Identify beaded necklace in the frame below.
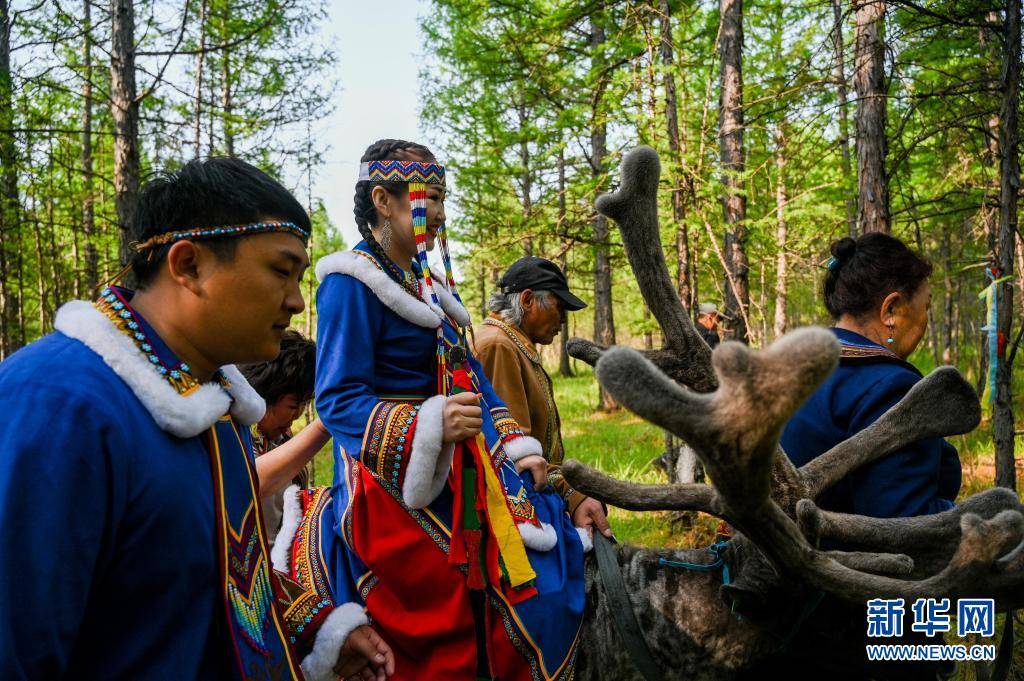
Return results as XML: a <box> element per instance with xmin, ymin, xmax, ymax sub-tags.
<box><xmin>94</xmin><ymin>287</ymin><xmax>229</xmax><ymax>395</ymax></box>
<box><xmin>354</xmin><ymin>249</ymin><xmax>420</xmax><ymax>298</ymax></box>
<box><xmin>483</xmin><ymin>316</ymin><xmax>541</xmax><ymax>364</ymax></box>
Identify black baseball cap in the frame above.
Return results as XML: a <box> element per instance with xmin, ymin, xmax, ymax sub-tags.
<box><xmin>497</xmin><ymin>257</ymin><xmax>587</xmax><ymax>311</ymax></box>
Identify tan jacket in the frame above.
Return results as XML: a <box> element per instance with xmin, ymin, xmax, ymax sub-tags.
<box><xmin>472</xmin><ymin>314</ymin><xmax>586</xmax><ymax>514</ymax></box>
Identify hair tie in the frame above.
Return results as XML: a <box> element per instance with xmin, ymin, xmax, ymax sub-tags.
<box><xmin>826</xmin><ymin>256</ymin><xmax>840</xmax><ymax>272</ymax></box>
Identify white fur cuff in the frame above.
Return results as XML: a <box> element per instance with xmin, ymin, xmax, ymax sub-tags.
<box><xmin>575</xmin><ymin>527</ymin><xmax>593</xmax><ymax>553</ymax></box>
<box><xmin>270</xmin><ymin>485</ymin><xmax>301</xmax><ymax>573</ymax></box>
<box><xmin>402</xmin><ymin>395</ymin><xmax>455</xmax><ymax>509</ymax></box>
<box><xmin>299</xmin><ymin>602</ymin><xmax>369</xmax><ymax>681</ymax></box>
<box><xmin>518</xmin><ymin>521</ymin><xmax>558</xmax><ymax>552</ymax></box>
<box><xmin>503</xmin><ymin>435</ymin><xmax>543</xmax><ymax>463</ymax></box>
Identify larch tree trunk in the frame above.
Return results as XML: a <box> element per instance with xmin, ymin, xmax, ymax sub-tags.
<box><xmin>772</xmin><ymin>123</ymin><xmax>789</xmax><ymax>338</ymax></box>
<box><xmin>0</xmin><ymin>0</ymin><xmax>19</xmax><ymax>357</ymax></box>
<box><xmin>719</xmin><ymin>0</ymin><xmax>749</xmax><ymax>342</ymax></box>
<box><xmin>82</xmin><ymin>0</ymin><xmax>99</xmax><ymax>293</ymax></box>
<box><xmin>110</xmin><ymin>0</ymin><xmax>141</xmax><ymax>264</ymax></box>
<box><xmin>46</xmin><ymin>140</ymin><xmax>62</xmax><ymax>311</ymax></box>
<box><xmin>833</xmin><ymin>0</ymin><xmax>857</xmax><ymax>237</ymax></box>
<box><xmin>557</xmin><ymin>149</ymin><xmax>573</xmax><ymax>377</ymax></box>
<box><xmin>994</xmin><ymin>0</ymin><xmax>1019</xmax><ymax>491</ymax></box>
<box><xmin>658</xmin><ymin>0</ymin><xmax>693</xmax><ymax>315</ymax></box>
<box><xmin>221</xmin><ymin>22</ymin><xmax>235</xmax><ymax>157</ymax></box>
<box><xmin>591</xmin><ymin>17</ymin><xmax>617</xmax><ymax>409</ymax></box>
<box><xmin>518</xmin><ymin>106</ymin><xmax>533</xmax><ymax>258</ymax></box>
<box><xmin>853</xmin><ymin>0</ymin><xmax>890</xmax><ymax>234</ymax></box>
<box><xmin>193</xmin><ymin>0</ymin><xmax>208</xmax><ymax>157</ymax></box>
<box><xmin>941</xmin><ymin>225</ymin><xmax>953</xmax><ymax>364</ymax></box>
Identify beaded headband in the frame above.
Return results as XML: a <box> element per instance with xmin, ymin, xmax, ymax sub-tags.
<box><xmin>358</xmin><ymin>160</ymin><xmax>445</xmax><ymax>185</ymax></box>
<box><xmin>132</xmin><ymin>221</ymin><xmax>311</xmax><ymax>253</ymax></box>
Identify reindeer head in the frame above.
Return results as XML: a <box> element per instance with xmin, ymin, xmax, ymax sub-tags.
<box><xmin>565</xmin><ymin>146</ymin><xmax>1024</xmax><ymax>613</ymax></box>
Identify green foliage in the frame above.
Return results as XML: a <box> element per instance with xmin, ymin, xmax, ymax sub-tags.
<box><xmin>0</xmin><ymin>0</ymin><xmax>335</xmax><ymax>355</ymax></box>
<box><xmin>421</xmin><ymin>0</ymin><xmax>1021</xmax><ymax>471</ymax></box>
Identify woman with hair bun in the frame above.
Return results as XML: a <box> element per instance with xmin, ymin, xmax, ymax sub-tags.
<box><xmin>781</xmin><ymin>232</ymin><xmax>961</xmax><ymax>518</ymax></box>
<box><xmin>762</xmin><ymin>233</ymin><xmax>964</xmax><ymax>681</ymax></box>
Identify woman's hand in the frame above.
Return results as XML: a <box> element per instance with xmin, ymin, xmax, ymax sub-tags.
<box><xmin>515</xmin><ymin>454</ymin><xmax>548</xmax><ymax>491</ymax></box>
<box><xmin>334</xmin><ymin>623</ymin><xmax>395</xmax><ymax>680</ymax></box>
<box><xmin>442</xmin><ymin>392</ymin><xmax>482</xmax><ymax>444</ymax></box>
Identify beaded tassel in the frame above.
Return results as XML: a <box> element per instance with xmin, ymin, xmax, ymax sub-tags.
<box><xmin>409</xmin><ymin>181</ymin><xmax>448</xmax><ymax>395</ymax></box>
<box><xmin>436</xmin><ymin>221</ymin><xmax>464</xmax><ymax>305</ymax></box>
<box><xmin>409</xmin><ymin>182</ymin><xmax>438</xmax><ymax>307</ymax></box>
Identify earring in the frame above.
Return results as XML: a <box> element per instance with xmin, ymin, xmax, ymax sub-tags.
<box><xmin>886</xmin><ymin>322</ymin><xmax>895</xmax><ymax>345</ymax></box>
<box><xmin>379</xmin><ymin>219</ymin><xmax>392</xmax><ymax>252</ymax></box>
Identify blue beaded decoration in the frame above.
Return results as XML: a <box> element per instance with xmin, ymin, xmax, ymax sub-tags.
<box><xmin>133</xmin><ymin>221</ymin><xmax>311</xmax><ymax>253</ymax></box>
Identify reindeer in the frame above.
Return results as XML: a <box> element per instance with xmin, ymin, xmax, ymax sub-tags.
<box><xmin>566</xmin><ymin>147</ymin><xmax>1024</xmax><ymax>680</ymax></box>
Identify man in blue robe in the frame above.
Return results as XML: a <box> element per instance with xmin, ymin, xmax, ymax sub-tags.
<box><xmin>0</xmin><ymin>158</ymin><xmax>392</xmax><ymax>681</ymax></box>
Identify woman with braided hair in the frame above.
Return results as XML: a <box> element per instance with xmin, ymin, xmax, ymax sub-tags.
<box><xmin>274</xmin><ymin>139</ymin><xmax>586</xmax><ymax>681</ymax></box>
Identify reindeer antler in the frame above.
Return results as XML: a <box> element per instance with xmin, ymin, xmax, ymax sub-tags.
<box><xmin>565</xmin><ymin>145</ymin><xmax>1024</xmax><ymax>611</ymax></box>
<box><xmin>567</xmin><ymin>147</ymin><xmax>716</xmax><ymax>393</ymax></box>
<box><xmin>566</xmin><ymin>331</ymin><xmax>1024</xmax><ymax>610</ymax></box>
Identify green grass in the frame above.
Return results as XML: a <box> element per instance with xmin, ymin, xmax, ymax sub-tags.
<box><xmin>554</xmin><ymin>372</ymin><xmax>723</xmax><ymax>549</ymax></box>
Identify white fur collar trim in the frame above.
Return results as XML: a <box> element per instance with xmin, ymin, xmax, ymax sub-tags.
<box><xmin>432</xmin><ymin>274</ymin><xmax>472</xmax><ymax>327</ymax></box>
<box><xmin>316</xmin><ymin>250</ymin><xmax>471</xmax><ymax>328</ymax></box>
<box><xmin>54</xmin><ymin>300</ymin><xmax>266</xmax><ymax>438</ymax></box>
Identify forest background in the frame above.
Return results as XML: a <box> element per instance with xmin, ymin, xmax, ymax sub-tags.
<box><xmin>1</xmin><ymin>0</ymin><xmax>1022</xmax><ymax>524</ymax></box>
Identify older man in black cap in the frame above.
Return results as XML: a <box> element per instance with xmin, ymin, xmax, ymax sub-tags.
<box><xmin>472</xmin><ymin>256</ymin><xmax>612</xmax><ymax>539</ymax></box>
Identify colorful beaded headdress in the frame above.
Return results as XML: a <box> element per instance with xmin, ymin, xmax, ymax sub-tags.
<box><xmin>357</xmin><ymin>159</ymin><xmax>461</xmax><ymax>305</ymax></box>
<box><xmin>358</xmin><ymin>160</ymin><xmax>446</xmax><ymax>185</ymax></box>
<box><xmin>133</xmin><ymin>220</ymin><xmax>311</xmax><ymax>254</ymax></box>
<box><xmin>359</xmin><ymin>159</ymin><xmax>463</xmax><ymax>394</ymax></box>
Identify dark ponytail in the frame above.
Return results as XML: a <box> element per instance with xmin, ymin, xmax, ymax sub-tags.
<box><xmin>823</xmin><ymin>232</ymin><xmax>933</xmax><ymax>320</ymax></box>
<box><xmin>353</xmin><ymin>139</ymin><xmax>435</xmax><ymax>266</ymax></box>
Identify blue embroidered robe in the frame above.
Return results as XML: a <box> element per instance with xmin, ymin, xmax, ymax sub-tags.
<box><xmin>0</xmin><ymin>306</ymin><xmax>250</xmax><ymax>678</ymax></box>
<box><xmin>0</xmin><ymin>294</ymin><xmax>324</xmax><ymax>680</ymax></box>
<box><xmin>780</xmin><ymin>327</ymin><xmax>961</xmax><ymax>518</ymax></box>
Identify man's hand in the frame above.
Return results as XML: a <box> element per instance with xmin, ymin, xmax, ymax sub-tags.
<box><xmin>442</xmin><ymin>392</ymin><xmax>482</xmax><ymax>444</ymax></box>
<box><xmin>334</xmin><ymin>623</ymin><xmax>395</xmax><ymax>680</ymax></box>
<box><xmin>572</xmin><ymin>497</ymin><xmax>612</xmax><ymax>538</ymax></box>
<box><xmin>514</xmin><ymin>454</ymin><xmax>548</xmax><ymax>491</ymax></box>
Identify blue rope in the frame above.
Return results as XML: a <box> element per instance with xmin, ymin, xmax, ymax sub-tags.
<box><xmin>657</xmin><ymin>539</ymin><xmax>731</xmax><ymax>585</ymax></box>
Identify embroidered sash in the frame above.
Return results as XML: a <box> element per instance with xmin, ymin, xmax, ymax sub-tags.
<box><xmin>206</xmin><ymin>417</ymin><xmax>304</xmax><ymax>680</ymax></box>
